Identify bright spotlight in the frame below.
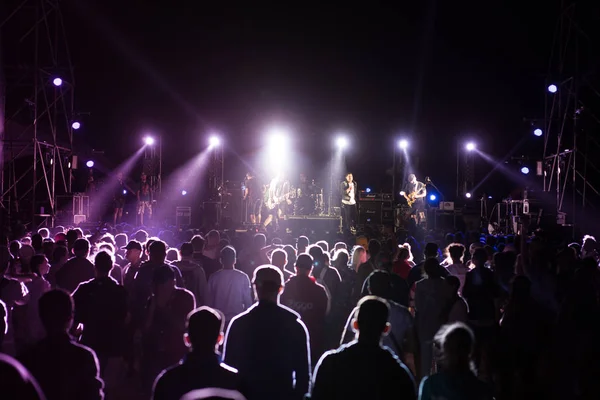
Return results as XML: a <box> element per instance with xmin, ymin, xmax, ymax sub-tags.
<box><xmin>86</xmin><ymin>160</ymin><xmax>94</xmax><ymax>168</ymax></box>
<box><xmin>465</xmin><ymin>142</ymin><xmax>476</xmax><ymax>151</ymax></box>
<box><xmin>547</xmin><ymin>84</ymin><xmax>558</xmax><ymax>93</ymax></box>
<box><xmin>365</xmin><ymin>187</ymin><xmax>372</xmax><ymax>193</ymax></box>
<box><xmin>336</xmin><ymin>136</ymin><xmax>349</xmax><ymax>149</ymax></box>
<box><xmin>533</xmin><ymin>128</ymin><xmax>542</xmax><ymax>137</ymax></box>
<box><xmin>465</xmin><ymin>192</ymin><xmax>472</xmax><ymax>198</ymax></box>
<box><xmin>398</xmin><ymin>139</ymin><xmax>409</xmax><ymax>150</ymax></box>
<box><xmin>181</xmin><ymin>190</ymin><xmax>188</xmax><ymax>196</ymax></box>
<box><xmin>209</xmin><ymin>136</ymin><xmax>221</xmax><ymax>148</ymax></box>
<box><xmin>521</xmin><ymin>166</ymin><xmax>530</xmax><ymax>175</ymax></box>
<box><xmin>123</xmin><ymin>190</ymin><xmax>127</xmax><ymax>195</ymax></box>
<box><xmin>72</xmin><ymin>121</ymin><xmax>81</xmax><ymax>130</ymax></box>
<box><xmin>429</xmin><ymin>194</ymin><xmax>437</xmax><ymax>201</ymax></box>
<box><xmin>52</xmin><ymin>77</ymin><xmax>63</xmax><ymax>87</ymax></box>
<box><xmin>144</xmin><ymin>136</ymin><xmax>155</xmax><ymax>146</ymax></box>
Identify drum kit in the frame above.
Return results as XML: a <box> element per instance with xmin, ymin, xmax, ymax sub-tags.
<box><xmin>288</xmin><ymin>181</ymin><xmax>325</xmax><ymax>216</ymax></box>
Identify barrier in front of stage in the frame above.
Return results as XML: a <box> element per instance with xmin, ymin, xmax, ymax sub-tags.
<box><xmin>286</xmin><ymin>215</ymin><xmax>342</xmax><ymax>234</ymax></box>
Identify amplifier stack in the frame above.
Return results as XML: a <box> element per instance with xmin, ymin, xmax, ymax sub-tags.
<box><xmin>358</xmin><ymin>191</ymin><xmax>393</xmax><ymax>225</ymax></box>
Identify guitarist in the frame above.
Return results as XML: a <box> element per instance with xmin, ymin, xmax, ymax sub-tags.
<box><xmin>401</xmin><ymin>174</ymin><xmax>427</xmax><ymax>226</ymax></box>
<box><xmin>264</xmin><ymin>172</ymin><xmax>291</xmax><ymax>230</ymax></box>
<box><xmin>340</xmin><ymin>173</ymin><xmax>357</xmax><ymax>233</ymax></box>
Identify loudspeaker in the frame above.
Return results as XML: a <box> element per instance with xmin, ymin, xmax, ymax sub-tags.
<box><xmin>359</xmin><ymin>201</ymin><xmax>382</xmax><ymax>225</ymax></box>
<box><xmin>286</xmin><ymin>216</ymin><xmax>341</xmax><ymax>234</ymax></box>
<box><xmin>176</xmin><ymin>207</ymin><xmax>192</xmax><ymax>227</ymax></box>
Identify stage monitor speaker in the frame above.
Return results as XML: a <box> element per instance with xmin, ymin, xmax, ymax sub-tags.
<box><xmin>176</xmin><ymin>207</ymin><xmax>192</xmax><ymax>227</ymax></box>
<box><xmin>359</xmin><ymin>201</ymin><xmax>382</xmax><ymax>225</ymax></box>
<box><xmin>286</xmin><ymin>216</ymin><xmax>341</xmax><ymax>234</ymax></box>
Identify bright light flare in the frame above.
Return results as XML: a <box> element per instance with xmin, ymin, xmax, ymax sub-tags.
<box><xmin>86</xmin><ymin>160</ymin><xmax>94</xmax><ymax>168</ymax></box>
<box><xmin>181</xmin><ymin>190</ymin><xmax>188</xmax><ymax>196</ymax></box>
<box><xmin>365</xmin><ymin>187</ymin><xmax>372</xmax><ymax>193</ymax></box>
<box><xmin>52</xmin><ymin>77</ymin><xmax>63</xmax><ymax>87</ymax></box>
<box><xmin>547</xmin><ymin>84</ymin><xmax>558</xmax><ymax>93</ymax></box>
<box><xmin>123</xmin><ymin>190</ymin><xmax>127</xmax><ymax>195</ymax></box>
<box><xmin>465</xmin><ymin>142</ymin><xmax>476</xmax><ymax>151</ymax></box>
<box><xmin>521</xmin><ymin>166</ymin><xmax>530</xmax><ymax>175</ymax></box>
<box><xmin>465</xmin><ymin>192</ymin><xmax>472</xmax><ymax>198</ymax></box>
<box><xmin>398</xmin><ymin>139</ymin><xmax>409</xmax><ymax>150</ymax></box>
<box><xmin>533</xmin><ymin>128</ymin><xmax>542</xmax><ymax>137</ymax></box>
<box><xmin>144</xmin><ymin>136</ymin><xmax>155</xmax><ymax>146</ymax></box>
<box><xmin>429</xmin><ymin>194</ymin><xmax>437</xmax><ymax>201</ymax></box>
<box><xmin>72</xmin><ymin>121</ymin><xmax>81</xmax><ymax>130</ymax></box>
<box><xmin>208</xmin><ymin>136</ymin><xmax>221</xmax><ymax>148</ymax></box>
<box><xmin>336</xmin><ymin>136</ymin><xmax>349</xmax><ymax>149</ymax></box>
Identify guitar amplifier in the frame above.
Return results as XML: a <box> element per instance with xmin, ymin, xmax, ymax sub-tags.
<box><xmin>440</xmin><ymin>202</ymin><xmax>455</xmax><ymax>211</ymax></box>
<box><xmin>359</xmin><ymin>201</ymin><xmax>382</xmax><ymax>225</ymax></box>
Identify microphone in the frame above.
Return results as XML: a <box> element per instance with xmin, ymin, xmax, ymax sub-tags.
<box><xmin>425</xmin><ymin>176</ymin><xmax>431</xmax><ymax>182</ymax></box>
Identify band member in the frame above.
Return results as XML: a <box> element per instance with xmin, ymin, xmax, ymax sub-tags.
<box><xmin>263</xmin><ymin>172</ymin><xmax>290</xmax><ymax>230</ymax></box>
<box><xmin>243</xmin><ymin>171</ymin><xmax>262</xmax><ymax>225</ymax></box>
<box><xmin>137</xmin><ymin>172</ymin><xmax>152</xmax><ymax>226</ymax></box>
<box><xmin>295</xmin><ymin>172</ymin><xmax>313</xmax><ymax>215</ymax></box>
<box><xmin>340</xmin><ymin>173</ymin><xmax>357</xmax><ymax>232</ymax></box>
<box><xmin>113</xmin><ymin>172</ymin><xmax>126</xmax><ymax>226</ymax></box>
<box><xmin>400</xmin><ymin>173</ymin><xmax>427</xmax><ymax>226</ymax></box>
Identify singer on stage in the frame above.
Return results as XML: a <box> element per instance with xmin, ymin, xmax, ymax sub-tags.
<box><xmin>340</xmin><ymin>173</ymin><xmax>357</xmax><ymax>232</ymax></box>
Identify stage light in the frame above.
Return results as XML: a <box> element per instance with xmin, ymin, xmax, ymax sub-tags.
<box><xmin>465</xmin><ymin>192</ymin><xmax>472</xmax><ymax>198</ymax></box>
<box><xmin>429</xmin><ymin>194</ymin><xmax>437</xmax><ymax>201</ymax></box>
<box><xmin>52</xmin><ymin>77</ymin><xmax>63</xmax><ymax>87</ymax></box>
<box><xmin>488</xmin><ymin>195</ymin><xmax>493</xmax><ymax>199</ymax></box>
<box><xmin>72</xmin><ymin>121</ymin><xmax>81</xmax><ymax>130</ymax></box>
<box><xmin>123</xmin><ymin>190</ymin><xmax>127</xmax><ymax>195</ymax></box>
<box><xmin>144</xmin><ymin>136</ymin><xmax>155</xmax><ymax>146</ymax></box>
<box><xmin>398</xmin><ymin>139</ymin><xmax>409</xmax><ymax>150</ymax></box>
<box><xmin>365</xmin><ymin>187</ymin><xmax>371</xmax><ymax>193</ymax></box>
<box><xmin>521</xmin><ymin>166</ymin><xmax>530</xmax><ymax>175</ymax></box>
<box><xmin>86</xmin><ymin>160</ymin><xmax>94</xmax><ymax>168</ymax></box>
<box><xmin>209</xmin><ymin>136</ymin><xmax>221</xmax><ymax>148</ymax></box>
<box><xmin>336</xmin><ymin>136</ymin><xmax>349</xmax><ymax>149</ymax></box>
<box><xmin>547</xmin><ymin>84</ymin><xmax>558</xmax><ymax>93</ymax></box>
<box><xmin>533</xmin><ymin>128</ymin><xmax>542</xmax><ymax>137</ymax></box>
<box><xmin>465</xmin><ymin>142</ymin><xmax>476</xmax><ymax>151</ymax></box>
<box><xmin>181</xmin><ymin>190</ymin><xmax>187</xmax><ymax>196</ymax></box>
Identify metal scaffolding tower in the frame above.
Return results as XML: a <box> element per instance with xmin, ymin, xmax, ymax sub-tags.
<box><xmin>542</xmin><ymin>0</ymin><xmax>600</xmax><ymax>229</ymax></box>
<box><xmin>1</xmin><ymin>0</ymin><xmax>76</xmax><ymax>229</ymax></box>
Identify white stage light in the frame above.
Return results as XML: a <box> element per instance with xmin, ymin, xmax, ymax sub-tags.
<box><xmin>547</xmin><ymin>84</ymin><xmax>557</xmax><ymax>93</ymax></box>
<box><xmin>465</xmin><ymin>192</ymin><xmax>472</xmax><ymax>198</ymax></box>
<box><xmin>144</xmin><ymin>136</ymin><xmax>155</xmax><ymax>146</ymax></box>
<box><xmin>533</xmin><ymin>128</ymin><xmax>542</xmax><ymax>137</ymax></box>
<box><xmin>336</xmin><ymin>136</ymin><xmax>349</xmax><ymax>149</ymax></box>
<box><xmin>398</xmin><ymin>139</ymin><xmax>409</xmax><ymax>150</ymax></box>
<box><xmin>465</xmin><ymin>142</ymin><xmax>476</xmax><ymax>151</ymax></box>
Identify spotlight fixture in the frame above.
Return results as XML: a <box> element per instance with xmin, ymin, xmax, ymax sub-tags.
<box><xmin>52</xmin><ymin>77</ymin><xmax>63</xmax><ymax>87</ymax></box>
<box><xmin>547</xmin><ymin>84</ymin><xmax>558</xmax><ymax>93</ymax></box>
<box><xmin>398</xmin><ymin>139</ymin><xmax>409</xmax><ymax>150</ymax></box>
<box><xmin>465</xmin><ymin>192</ymin><xmax>472</xmax><ymax>198</ymax></box>
<box><xmin>181</xmin><ymin>190</ymin><xmax>188</xmax><ymax>196</ymax></box>
<box><xmin>365</xmin><ymin>187</ymin><xmax>371</xmax><ymax>193</ymax></box>
<box><xmin>465</xmin><ymin>142</ymin><xmax>476</xmax><ymax>152</ymax></box>
<box><xmin>144</xmin><ymin>136</ymin><xmax>155</xmax><ymax>146</ymax></box>
<box><xmin>533</xmin><ymin>128</ymin><xmax>542</xmax><ymax>137</ymax></box>
<box><xmin>429</xmin><ymin>194</ymin><xmax>437</xmax><ymax>201</ymax></box>
<box><xmin>86</xmin><ymin>160</ymin><xmax>94</xmax><ymax>168</ymax></box>
<box><xmin>72</xmin><ymin>121</ymin><xmax>81</xmax><ymax>130</ymax></box>
<box><xmin>209</xmin><ymin>136</ymin><xmax>221</xmax><ymax>148</ymax></box>
<box><xmin>336</xmin><ymin>136</ymin><xmax>349</xmax><ymax>149</ymax></box>
<box><xmin>521</xmin><ymin>166</ymin><xmax>530</xmax><ymax>175</ymax></box>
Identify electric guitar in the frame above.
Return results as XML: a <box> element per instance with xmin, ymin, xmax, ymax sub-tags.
<box><xmin>267</xmin><ymin>190</ymin><xmax>293</xmax><ymax>210</ymax></box>
<box><xmin>401</xmin><ymin>189</ymin><xmax>425</xmax><ymax>207</ymax></box>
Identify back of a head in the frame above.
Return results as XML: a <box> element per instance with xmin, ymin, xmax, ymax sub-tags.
<box><xmin>39</xmin><ymin>289</ymin><xmax>73</xmax><ymax>334</ymax></box>
<box><xmin>445</xmin><ymin>275</ymin><xmax>461</xmax><ymax>293</ymax></box>
<box><xmin>31</xmin><ymin>234</ymin><xmax>43</xmax><ymax>251</ymax></box>
<box><xmin>297</xmin><ymin>236</ymin><xmax>309</xmax><ymax>250</ymax></box>
<box><xmin>134</xmin><ymin>229</ymin><xmax>148</xmax><ymax>244</ymax></box>
<box><xmin>367</xmin><ymin>239</ymin><xmax>381</xmax><ymax>258</ymax></box>
<box><xmin>207</xmin><ymin>230</ymin><xmax>220</xmax><ymax>245</ymax></box>
<box><xmin>316</xmin><ymin>240</ymin><xmax>329</xmax><ymax>253</ymax></box>
<box><xmin>73</xmin><ymin>238</ymin><xmax>90</xmax><ymax>257</ymax></box>
<box><xmin>149</xmin><ymin>240</ymin><xmax>167</xmax><ymax>259</ymax></box>
<box><xmin>472</xmin><ymin>248</ymin><xmax>488</xmax><ymax>266</ymax></box>
<box><xmin>424</xmin><ymin>258</ymin><xmax>443</xmax><ymax>278</ymax></box>
<box><xmin>94</xmin><ymin>251</ymin><xmax>114</xmax><ymax>275</ymax></box>
<box><xmin>115</xmin><ymin>233</ymin><xmax>128</xmax><ymax>248</ymax></box>
<box><xmin>187</xmin><ymin>306</ymin><xmax>224</xmax><ymax>351</ymax></box>
<box><xmin>253</xmin><ymin>265</ymin><xmax>283</xmax><ymax>299</ymax></box>
<box><xmin>333</xmin><ymin>249</ymin><xmax>349</xmax><ymax>268</ymax></box>
<box><xmin>367</xmin><ymin>271</ymin><xmax>394</xmax><ymax>300</ymax></box>
<box><xmin>398</xmin><ymin>247</ymin><xmax>410</xmax><ymax>261</ymax></box>
<box><xmin>0</xmin><ymin>354</ymin><xmax>45</xmax><ymax>400</ymax></box>
<box><xmin>424</xmin><ymin>242</ymin><xmax>439</xmax><ymax>258</ymax></box>
<box><xmin>271</xmin><ymin>249</ymin><xmax>287</xmax><ymax>267</ymax></box>
<box><xmin>220</xmin><ymin>245</ymin><xmax>236</xmax><ymax>265</ymax></box>
<box><xmin>374</xmin><ymin>250</ymin><xmax>393</xmax><ymax>272</ymax></box>
<box><xmin>448</xmin><ymin>243</ymin><xmax>465</xmax><ymax>262</ymax></box>
<box><xmin>295</xmin><ymin>253</ymin><xmax>314</xmax><ymax>271</ymax></box>
<box><xmin>253</xmin><ymin>233</ymin><xmax>267</xmax><ymax>249</ymax></box>
<box><xmin>180</xmin><ymin>242</ymin><xmax>194</xmax><ymax>258</ymax></box>
<box><xmin>66</xmin><ymin>229</ymin><xmax>79</xmax><ymax>245</ymax></box>
<box><xmin>308</xmin><ymin>244</ymin><xmax>324</xmax><ymax>261</ymax></box>
<box><xmin>38</xmin><ymin>228</ymin><xmax>50</xmax><ymax>239</ymax></box>
<box><xmin>52</xmin><ymin>245</ymin><xmax>68</xmax><ymax>264</ymax></box>
<box><xmin>434</xmin><ymin>322</ymin><xmax>475</xmax><ymax>372</ymax></box>
<box><xmin>355</xmin><ymin>296</ymin><xmax>389</xmax><ymax>341</ymax></box>
<box><xmin>190</xmin><ymin>235</ymin><xmax>205</xmax><ymax>252</ymax></box>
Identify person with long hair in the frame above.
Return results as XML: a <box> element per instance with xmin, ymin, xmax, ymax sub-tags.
<box><xmin>349</xmin><ymin>246</ymin><xmax>367</xmax><ymax>273</ymax></box>
<box><xmin>419</xmin><ymin>322</ymin><xmax>492</xmax><ymax>399</ymax></box>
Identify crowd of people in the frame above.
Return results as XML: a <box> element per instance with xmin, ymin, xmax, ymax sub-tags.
<box><xmin>1</xmin><ymin>221</ymin><xmax>599</xmax><ymax>399</ymax></box>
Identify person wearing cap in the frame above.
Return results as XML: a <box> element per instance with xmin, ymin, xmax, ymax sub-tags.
<box><xmin>310</xmin><ymin>296</ymin><xmax>416</xmax><ymax>400</ymax></box>
<box><xmin>55</xmin><ymin>238</ymin><xmax>95</xmax><ymax>294</ymax></box>
<box><xmin>152</xmin><ymin>306</ymin><xmax>246</xmax><ymax>400</ymax></box>
<box><xmin>281</xmin><ymin>254</ymin><xmax>330</xmax><ymax>366</ymax></box>
<box><xmin>122</xmin><ymin>240</ymin><xmax>143</xmax><ymax>290</ymax></box>
<box><xmin>142</xmin><ymin>265</ymin><xmax>195</xmax><ymax>395</ymax></box>
<box><xmin>223</xmin><ymin>265</ymin><xmax>311</xmax><ymax>400</ymax></box>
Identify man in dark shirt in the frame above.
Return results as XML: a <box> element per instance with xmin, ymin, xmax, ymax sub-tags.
<box><xmin>224</xmin><ymin>265</ymin><xmax>311</xmax><ymax>400</ymax></box>
<box><xmin>55</xmin><ymin>238</ymin><xmax>95</xmax><ymax>293</ymax></box>
<box><xmin>401</xmin><ymin>173</ymin><xmax>427</xmax><ymax>226</ymax></box>
<box><xmin>463</xmin><ymin>248</ymin><xmax>499</xmax><ymax>324</ymax></box>
<box><xmin>244</xmin><ymin>172</ymin><xmax>262</xmax><ymax>225</ymax></box>
<box><xmin>20</xmin><ymin>290</ymin><xmax>104</xmax><ymax>400</ymax></box>
<box><xmin>121</xmin><ymin>240</ymin><xmax>143</xmax><ymax>290</ymax></box>
<box><xmin>310</xmin><ymin>296</ymin><xmax>416</xmax><ymax>400</ymax></box>
<box><xmin>72</xmin><ymin>251</ymin><xmax>129</xmax><ymax>372</ymax></box>
<box><xmin>152</xmin><ymin>306</ymin><xmax>245</xmax><ymax>400</ymax></box>
<box><xmin>406</xmin><ymin>242</ymin><xmax>448</xmax><ymax>290</ymax></box>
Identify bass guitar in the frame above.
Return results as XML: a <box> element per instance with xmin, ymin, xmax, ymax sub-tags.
<box><xmin>267</xmin><ymin>190</ymin><xmax>293</xmax><ymax>210</ymax></box>
<box><xmin>400</xmin><ymin>190</ymin><xmax>424</xmax><ymax>207</ymax></box>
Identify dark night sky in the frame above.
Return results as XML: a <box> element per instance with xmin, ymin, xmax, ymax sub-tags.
<box><xmin>26</xmin><ymin>0</ymin><xmax>598</xmax><ymax>199</ymax></box>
